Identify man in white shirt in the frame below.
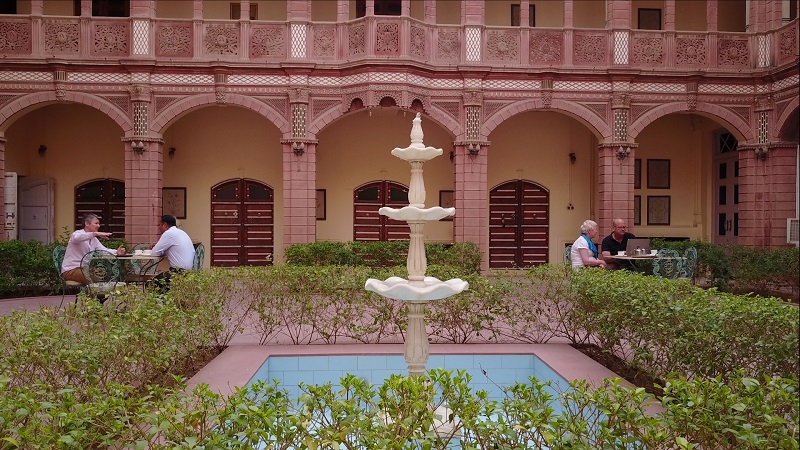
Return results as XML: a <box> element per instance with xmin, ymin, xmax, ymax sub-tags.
<box><xmin>61</xmin><ymin>213</ymin><xmax>126</xmax><ymax>284</ymax></box>
<box><xmin>150</xmin><ymin>214</ymin><xmax>195</xmax><ymax>293</ymax></box>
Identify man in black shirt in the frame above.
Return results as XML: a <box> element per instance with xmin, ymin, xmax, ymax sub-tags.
<box><xmin>601</xmin><ymin>219</ymin><xmax>637</xmax><ymax>271</ymax></box>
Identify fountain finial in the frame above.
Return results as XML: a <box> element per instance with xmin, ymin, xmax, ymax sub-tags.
<box><xmin>410</xmin><ymin>113</ymin><xmax>424</xmax><ymax>148</ymax></box>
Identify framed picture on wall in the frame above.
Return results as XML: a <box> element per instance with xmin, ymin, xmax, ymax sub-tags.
<box><xmin>634</xmin><ymin>158</ymin><xmax>642</xmax><ymax>189</ymax></box>
<box><xmin>439</xmin><ymin>190</ymin><xmax>454</xmax><ymax>221</ymax></box>
<box><xmin>316</xmin><ymin>189</ymin><xmax>326</xmax><ymax>220</ymax></box>
<box><xmin>163</xmin><ymin>187</ymin><xmax>186</xmax><ymax>219</ymax></box>
<box><xmin>634</xmin><ymin>195</ymin><xmax>641</xmax><ymax>226</ymax></box>
<box><xmin>647</xmin><ymin>159</ymin><xmax>670</xmax><ymax>189</ymax></box>
<box><xmin>647</xmin><ymin>195</ymin><xmax>670</xmax><ymax>225</ymax></box>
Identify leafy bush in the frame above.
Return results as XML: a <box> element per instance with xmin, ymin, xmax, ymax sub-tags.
<box><xmin>0</xmin><ymin>240</ymin><xmax>59</xmax><ymax>297</ymax></box>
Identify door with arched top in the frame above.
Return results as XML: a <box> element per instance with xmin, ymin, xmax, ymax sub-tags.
<box><xmin>211</xmin><ymin>179</ymin><xmax>274</xmax><ymax>266</ymax></box>
<box><xmin>74</xmin><ymin>178</ymin><xmax>125</xmax><ymax>238</ymax></box>
<box><xmin>353</xmin><ymin>181</ymin><xmax>410</xmax><ymax>241</ymax></box>
<box><xmin>489</xmin><ymin>180</ymin><xmax>550</xmax><ymax>268</ymax></box>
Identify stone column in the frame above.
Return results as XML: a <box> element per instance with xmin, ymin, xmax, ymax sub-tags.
<box><xmin>597</xmin><ymin>91</ymin><xmax>636</xmax><ymax>236</ymax></box>
<box><xmin>706</xmin><ymin>0</ymin><xmax>718</xmax><ymax>31</ymax></box>
<box><xmin>664</xmin><ymin>0</ymin><xmax>675</xmax><ymax>31</ymax></box>
<box><xmin>283</xmin><ymin>88</ymin><xmax>316</xmax><ymax>246</ymax></box>
<box><xmin>564</xmin><ymin>0</ymin><xmax>573</xmax><ymax>28</ymax></box>
<box><xmin>424</xmin><ymin>0</ymin><xmax>436</xmax><ymax>23</ymax></box>
<box><xmin>0</xmin><ymin>135</ymin><xmax>5</xmax><ymax>242</ymax></box>
<box><xmin>124</xmin><ymin>84</ymin><xmax>162</xmax><ymax>245</ymax></box>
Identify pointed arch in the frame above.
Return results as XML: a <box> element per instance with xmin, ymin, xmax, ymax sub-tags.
<box><xmin>0</xmin><ymin>91</ymin><xmax>132</xmax><ymax>133</ymax></box>
<box><xmin>629</xmin><ymin>102</ymin><xmax>754</xmax><ymax>142</ymax></box>
<box><xmin>481</xmin><ymin>99</ymin><xmax>609</xmax><ymax>141</ymax></box>
<box><xmin>775</xmin><ymin>97</ymin><xmax>799</xmax><ymax>140</ymax></box>
<box><xmin>308</xmin><ymin>103</ymin><xmax>460</xmax><ymax>138</ymax></box>
<box><xmin>151</xmin><ymin>93</ymin><xmax>291</xmax><ymax>135</ymax></box>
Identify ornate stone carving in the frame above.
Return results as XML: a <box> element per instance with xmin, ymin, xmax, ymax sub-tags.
<box><xmin>612</xmin><ymin>93</ymin><xmax>630</xmax><ymax>109</ymax></box>
<box><xmin>755</xmin><ymin>95</ymin><xmax>772</xmax><ymax>112</ymax></box>
<box><xmin>436</xmin><ymin>29</ymin><xmax>459</xmax><ymax>61</ymax></box>
<box><xmin>529</xmin><ymin>32</ymin><xmax>563</xmax><ymax>63</ymax></box>
<box><xmin>375</xmin><ymin>22</ymin><xmax>399</xmax><ymax>55</ymax></box>
<box><xmin>462</xmin><ymin>91</ymin><xmax>483</xmax><ymax>106</ymax></box>
<box><xmin>250</xmin><ymin>25</ymin><xmax>285</xmax><ymax>58</ymax></box>
<box><xmin>486</xmin><ymin>30</ymin><xmax>518</xmax><ymax>61</ymax></box>
<box><xmin>541</xmin><ymin>90</ymin><xmax>552</xmax><ymax>108</ymax></box>
<box><xmin>215</xmin><ymin>85</ymin><xmax>227</xmax><ymax>104</ymax></box>
<box><xmin>129</xmin><ymin>85</ymin><xmax>152</xmax><ymax>102</ymax></box>
<box><xmin>313</xmin><ymin>25</ymin><xmax>335</xmax><ymax>57</ymax></box>
<box><xmin>717</xmin><ymin>38</ymin><xmax>749</xmax><ymax>66</ymax></box>
<box><xmin>54</xmin><ymin>84</ymin><xmax>66</xmax><ymax>102</ymax></box>
<box><xmin>205</xmin><ymin>25</ymin><xmax>239</xmax><ymax>56</ymax></box>
<box><xmin>44</xmin><ymin>20</ymin><xmax>78</xmax><ymax>54</ymax></box>
<box><xmin>779</xmin><ymin>28</ymin><xmax>797</xmax><ymax>64</ymax></box>
<box><xmin>410</xmin><ymin>25</ymin><xmax>425</xmax><ymax>58</ymax></box>
<box><xmin>632</xmin><ymin>36</ymin><xmax>663</xmax><ymax>64</ymax></box>
<box><xmin>574</xmin><ymin>34</ymin><xmax>606</xmax><ymax>63</ymax></box>
<box><xmin>93</xmin><ymin>23</ymin><xmax>129</xmax><ymax>55</ymax></box>
<box><xmin>676</xmin><ymin>37</ymin><xmax>706</xmax><ymax>65</ymax></box>
<box><xmin>156</xmin><ymin>23</ymin><xmax>191</xmax><ymax>57</ymax></box>
<box><xmin>687</xmin><ymin>92</ymin><xmax>697</xmax><ymax>110</ymax></box>
<box><xmin>348</xmin><ymin>23</ymin><xmax>365</xmax><ymax>56</ymax></box>
<box><xmin>0</xmin><ymin>21</ymin><xmax>31</xmax><ymax>54</ymax></box>
<box><xmin>289</xmin><ymin>87</ymin><xmax>309</xmax><ymax>104</ymax></box>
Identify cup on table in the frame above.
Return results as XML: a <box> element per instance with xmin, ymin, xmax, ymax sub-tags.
<box><xmin>617</xmin><ymin>251</ymin><xmax>626</xmax><ymax>256</ymax></box>
<box><xmin>650</xmin><ymin>250</ymin><xmax>658</xmax><ymax>256</ymax></box>
<box><xmin>142</xmin><ymin>250</ymin><xmax>152</xmax><ymax>256</ymax></box>
<box><xmin>134</xmin><ymin>249</ymin><xmax>143</xmax><ymax>256</ymax></box>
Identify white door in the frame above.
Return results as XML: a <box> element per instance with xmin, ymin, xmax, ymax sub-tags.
<box><xmin>19</xmin><ymin>177</ymin><xmax>55</xmax><ymax>243</ymax></box>
<box><xmin>713</xmin><ymin>132</ymin><xmax>739</xmax><ymax>245</ymax></box>
<box><xmin>3</xmin><ymin>172</ymin><xmax>17</xmax><ymax>240</ymax></box>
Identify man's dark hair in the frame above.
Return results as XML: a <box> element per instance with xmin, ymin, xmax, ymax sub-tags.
<box><xmin>161</xmin><ymin>214</ymin><xmax>177</xmax><ymax>227</ymax></box>
<box><xmin>83</xmin><ymin>213</ymin><xmax>99</xmax><ymax>225</ymax></box>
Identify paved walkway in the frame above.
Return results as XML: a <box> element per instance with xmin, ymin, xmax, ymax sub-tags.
<box><xmin>1</xmin><ymin>295</ymin><xmax>625</xmax><ymax>396</ymax></box>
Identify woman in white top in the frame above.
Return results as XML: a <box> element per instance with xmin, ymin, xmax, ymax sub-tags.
<box><xmin>570</xmin><ymin>220</ymin><xmax>607</xmax><ymax>269</ymax></box>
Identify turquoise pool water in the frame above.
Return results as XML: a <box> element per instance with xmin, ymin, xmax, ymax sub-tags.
<box><xmin>247</xmin><ymin>353</ymin><xmax>568</xmax><ymax>401</ymax></box>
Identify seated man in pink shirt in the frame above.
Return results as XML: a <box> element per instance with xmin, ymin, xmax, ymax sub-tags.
<box><xmin>61</xmin><ymin>213</ymin><xmax>126</xmax><ymax>284</ymax></box>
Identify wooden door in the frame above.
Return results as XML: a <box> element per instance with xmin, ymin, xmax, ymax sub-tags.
<box><xmin>19</xmin><ymin>177</ymin><xmax>55</xmax><ymax>243</ymax></box>
<box><xmin>353</xmin><ymin>181</ymin><xmax>410</xmax><ymax>241</ymax></box>
<box><xmin>489</xmin><ymin>180</ymin><xmax>549</xmax><ymax>268</ymax></box>
<box><xmin>74</xmin><ymin>179</ymin><xmax>125</xmax><ymax>238</ymax></box>
<box><xmin>713</xmin><ymin>132</ymin><xmax>739</xmax><ymax>245</ymax></box>
<box><xmin>211</xmin><ymin>179</ymin><xmax>274</xmax><ymax>267</ymax></box>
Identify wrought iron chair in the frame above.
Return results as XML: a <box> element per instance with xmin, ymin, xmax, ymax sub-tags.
<box><xmin>192</xmin><ymin>243</ymin><xmax>205</xmax><ymax>271</ymax></box>
<box><xmin>124</xmin><ymin>243</ymin><xmax>160</xmax><ymax>283</ymax></box>
<box><xmin>652</xmin><ymin>249</ymin><xmax>682</xmax><ymax>279</ymax></box>
<box><xmin>563</xmin><ymin>244</ymin><xmax>572</xmax><ymax>267</ymax></box>
<box><xmin>53</xmin><ymin>245</ymin><xmax>83</xmax><ymax>308</ymax></box>
<box><xmin>80</xmin><ymin>250</ymin><xmax>126</xmax><ymax>300</ymax></box>
<box><xmin>678</xmin><ymin>247</ymin><xmax>698</xmax><ymax>282</ymax></box>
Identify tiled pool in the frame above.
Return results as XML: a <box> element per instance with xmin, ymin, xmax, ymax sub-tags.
<box><xmin>247</xmin><ymin>353</ymin><xmax>568</xmax><ymax>400</ymax></box>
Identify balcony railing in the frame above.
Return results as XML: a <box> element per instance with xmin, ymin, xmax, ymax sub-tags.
<box><xmin>0</xmin><ymin>14</ymin><xmax>796</xmax><ymax>73</ymax></box>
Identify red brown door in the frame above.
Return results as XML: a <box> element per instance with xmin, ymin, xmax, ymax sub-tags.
<box><xmin>489</xmin><ymin>180</ymin><xmax>549</xmax><ymax>268</ymax></box>
<box><xmin>211</xmin><ymin>179</ymin><xmax>274</xmax><ymax>267</ymax></box>
<box><xmin>74</xmin><ymin>178</ymin><xmax>125</xmax><ymax>238</ymax></box>
<box><xmin>353</xmin><ymin>181</ymin><xmax>410</xmax><ymax>241</ymax></box>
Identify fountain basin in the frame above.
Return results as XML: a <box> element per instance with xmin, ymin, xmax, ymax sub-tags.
<box><xmin>365</xmin><ymin>276</ymin><xmax>468</xmax><ymax>301</ymax></box>
<box><xmin>378</xmin><ymin>205</ymin><xmax>455</xmax><ymax>221</ymax></box>
<box><xmin>391</xmin><ymin>146</ymin><xmax>442</xmax><ymax>161</ymax></box>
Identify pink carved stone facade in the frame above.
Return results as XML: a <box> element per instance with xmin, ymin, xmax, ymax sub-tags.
<box><xmin>0</xmin><ymin>0</ymin><xmax>797</xmax><ymax>270</ymax></box>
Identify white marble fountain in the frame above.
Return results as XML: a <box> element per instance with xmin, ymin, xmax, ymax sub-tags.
<box><xmin>365</xmin><ymin>113</ymin><xmax>469</xmax><ymax>376</ymax></box>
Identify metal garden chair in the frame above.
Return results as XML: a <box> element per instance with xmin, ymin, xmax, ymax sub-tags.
<box><xmin>192</xmin><ymin>243</ymin><xmax>205</xmax><ymax>271</ymax></box>
<box><xmin>53</xmin><ymin>245</ymin><xmax>83</xmax><ymax>308</ymax></box>
<box><xmin>80</xmin><ymin>250</ymin><xmax>126</xmax><ymax>300</ymax></box>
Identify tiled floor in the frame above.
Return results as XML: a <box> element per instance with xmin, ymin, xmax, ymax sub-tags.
<box><xmin>2</xmin><ymin>295</ymin><xmax>626</xmax><ymax>396</ymax></box>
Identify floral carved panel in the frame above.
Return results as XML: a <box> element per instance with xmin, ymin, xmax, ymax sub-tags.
<box><xmin>675</xmin><ymin>36</ymin><xmax>706</xmax><ymax>66</ymax></box>
<box><xmin>156</xmin><ymin>23</ymin><xmax>192</xmax><ymax>57</ymax></box>
<box><xmin>485</xmin><ymin>29</ymin><xmax>518</xmax><ymax>62</ymax></box>
<box><xmin>92</xmin><ymin>23</ymin><xmax>129</xmax><ymax>56</ymax></box>
<box><xmin>529</xmin><ymin>32</ymin><xmax>563</xmax><ymax>64</ymax></box>
<box><xmin>717</xmin><ymin>38</ymin><xmax>749</xmax><ymax>67</ymax></box>
<box><xmin>312</xmin><ymin>25</ymin><xmax>335</xmax><ymax>58</ymax></box>
<box><xmin>410</xmin><ymin>24</ymin><xmax>426</xmax><ymax>58</ymax></box>
<box><xmin>778</xmin><ymin>28</ymin><xmax>797</xmax><ymax>65</ymax></box>
<box><xmin>375</xmin><ymin>22</ymin><xmax>399</xmax><ymax>55</ymax></box>
<box><xmin>631</xmin><ymin>35</ymin><xmax>663</xmax><ymax>65</ymax></box>
<box><xmin>0</xmin><ymin>20</ymin><xmax>31</xmax><ymax>54</ymax></box>
<box><xmin>250</xmin><ymin>25</ymin><xmax>286</xmax><ymax>58</ymax></box>
<box><xmin>205</xmin><ymin>24</ymin><xmax>239</xmax><ymax>56</ymax></box>
<box><xmin>573</xmin><ymin>33</ymin><xmax>607</xmax><ymax>64</ymax></box>
<box><xmin>43</xmin><ymin>19</ymin><xmax>79</xmax><ymax>54</ymax></box>
<box><xmin>348</xmin><ymin>23</ymin><xmax>365</xmax><ymax>56</ymax></box>
<box><xmin>436</xmin><ymin>28</ymin><xmax>460</xmax><ymax>61</ymax></box>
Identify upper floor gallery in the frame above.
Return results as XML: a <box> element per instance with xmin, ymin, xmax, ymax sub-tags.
<box><xmin>0</xmin><ymin>0</ymin><xmax>797</xmax><ymax>77</ymax></box>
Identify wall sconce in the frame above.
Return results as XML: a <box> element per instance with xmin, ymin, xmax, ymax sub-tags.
<box><xmin>37</xmin><ymin>144</ymin><xmax>47</xmax><ymax>157</ymax></box>
<box><xmin>292</xmin><ymin>141</ymin><xmax>305</xmax><ymax>156</ymax></box>
<box><xmin>467</xmin><ymin>143</ymin><xmax>480</xmax><ymax>160</ymax></box>
<box><xmin>569</xmin><ymin>152</ymin><xmax>576</xmax><ymax>164</ymax></box>
<box><xmin>168</xmin><ymin>147</ymin><xmax>176</xmax><ymax>158</ymax></box>
<box><xmin>754</xmin><ymin>146</ymin><xmax>768</xmax><ymax>161</ymax></box>
<box><xmin>131</xmin><ymin>141</ymin><xmax>146</xmax><ymax>155</ymax></box>
<box><xmin>615</xmin><ymin>145</ymin><xmax>631</xmax><ymax>160</ymax></box>
<box><xmin>449</xmin><ymin>150</ymin><xmax>454</xmax><ymax>162</ymax></box>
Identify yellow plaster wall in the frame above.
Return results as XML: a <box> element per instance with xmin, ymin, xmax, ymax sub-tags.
<box><xmin>312</xmin><ymin>0</ymin><xmax>338</xmax><ymax>21</ymax></box>
<box><xmin>315</xmin><ymin>109</ymin><xmax>455</xmax><ymax>243</ymax></box>
<box><xmin>42</xmin><ymin>0</ymin><xmax>73</xmax><ymax>16</ymax></box>
<box><xmin>718</xmin><ymin>0</ymin><xmax>747</xmax><ymax>32</ymax></box>
<box><xmin>487</xmin><ymin>112</ymin><xmax>597</xmax><ymax>259</ymax></box>
<box><xmin>676</xmin><ymin>0</ymin><xmax>708</xmax><ymax>31</ymax></box>
<box><xmin>200</xmin><ymin>1</ymin><xmax>287</xmax><ymax>21</ymax></box>
<box><xmin>573</xmin><ymin>0</ymin><xmax>606</xmax><ymax>28</ymax></box>
<box><xmin>156</xmin><ymin>0</ymin><xmax>193</xmax><ymax>19</ymax></box>
<box><xmin>436</xmin><ymin>0</ymin><xmax>461</xmax><ymax>24</ymax></box>
<box><xmin>161</xmin><ymin>107</ymin><xmax>285</xmax><ymax>262</ymax></box>
<box><xmin>484</xmin><ymin>1</ymin><xmax>564</xmax><ymax>27</ymax></box>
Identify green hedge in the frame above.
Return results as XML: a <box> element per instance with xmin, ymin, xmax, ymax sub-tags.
<box><xmin>285</xmin><ymin>241</ymin><xmax>482</xmax><ymax>273</ymax></box>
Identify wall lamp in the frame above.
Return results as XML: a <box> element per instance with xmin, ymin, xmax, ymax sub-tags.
<box><xmin>467</xmin><ymin>143</ymin><xmax>480</xmax><ymax>159</ymax></box>
<box><xmin>131</xmin><ymin>141</ymin><xmax>146</xmax><ymax>155</ymax></box>
<box><xmin>615</xmin><ymin>145</ymin><xmax>631</xmax><ymax>160</ymax></box>
<box><xmin>569</xmin><ymin>152</ymin><xmax>576</xmax><ymax>164</ymax></box>
<box><xmin>292</xmin><ymin>141</ymin><xmax>306</xmax><ymax>156</ymax></box>
<box><xmin>38</xmin><ymin>144</ymin><xmax>47</xmax><ymax>157</ymax></box>
<box><xmin>168</xmin><ymin>147</ymin><xmax>176</xmax><ymax>158</ymax></box>
<box><xmin>754</xmin><ymin>146</ymin><xmax>768</xmax><ymax>161</ymax></box>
